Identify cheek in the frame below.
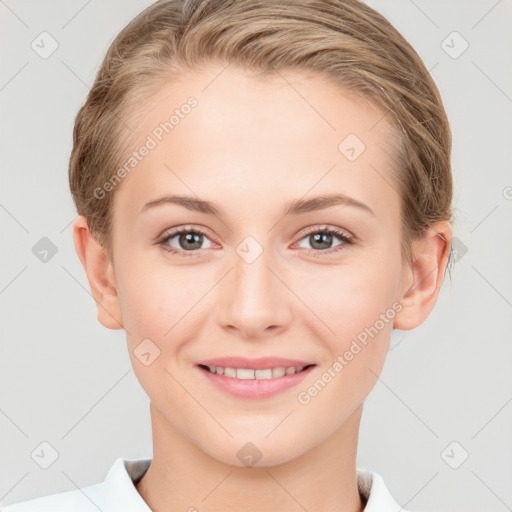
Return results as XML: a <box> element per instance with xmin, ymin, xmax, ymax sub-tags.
<box><xmin>116</xmin><ymin>259</ymin><xmax>210</xmax><ymax>387</ymax></box>
<box><xmin>298</xmin><ymin>289</ymin><xmax>393</xmax><ymax>423</ymax></box>
<box><xmin>116</xmin><ymin>257</ymin><xmax>197</xmax><ymax>340</ymax></box>
<box><xmin>301</xmin><ymin>256</ymin><xmax>397</xmax><ymax>390</ymax></box>
<box><xmin>304</xmin><ymin>254</ymin><xmax>398</xmax><ymax>335</ymax></box>
<box><xmin>117</xmin><ymin>263</ymin><xmax>197</xmax><ymax>408</ymax></box>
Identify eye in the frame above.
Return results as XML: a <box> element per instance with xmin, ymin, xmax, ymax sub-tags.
<box><xmin>295</xmin><ymin>225</ymin><xmax>354</xmax><ymax>255</ymax></box>
<box><xmin>157</xmin><ymin>226</ymin><xmax>215</xmax><ymax>256</ymax></box>
<box><xmin>157</xmin><ymin>224</ymin><xmax>354</xmax><ymax>258</ymax></box>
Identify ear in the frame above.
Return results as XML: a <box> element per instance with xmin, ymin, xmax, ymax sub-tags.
<box><xmin>72</xmin><ymin>215</ymin><xmax>124</xmax><ymax>330</ymax></box>
<box><xmin>393</xmin><ymin>220</ymin><xmax>452</xmax><ymax>330</ymax></box>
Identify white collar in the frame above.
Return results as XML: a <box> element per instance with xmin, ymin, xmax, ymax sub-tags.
<box><xmin>104</xmin><ymin>457</ymin><xmax>407</xmax><ymax>512</ymax></box>
<box><xmin>1</xmin><ymin>457</ymin><xmax>408</xmax><ymax>511</ymax></box>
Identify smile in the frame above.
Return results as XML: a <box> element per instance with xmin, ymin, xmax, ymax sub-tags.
<box><xmin>196</xmin><ymin>363</ymin><xmax>317</xmax><ymax>399</ymax></box>
<box><xmin>199</xmin><ymin>364</ymin><xmax>315</xmax><ymax>380</ymax></box>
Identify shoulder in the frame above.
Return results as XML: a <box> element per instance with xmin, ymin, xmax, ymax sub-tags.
<box><xmin>357</xmin><ymin>467</ymin><xmax>411</xmax><ymax>512</ymax></box>
<box><xmin>0</xmin><ymin>482</ymin><xmax>104</xmax><ymax>512</ymax></box>
<box><xmin>0</xmin><ymin>457</ymin><xmax>152</xmax><ymax>512</ymax></box>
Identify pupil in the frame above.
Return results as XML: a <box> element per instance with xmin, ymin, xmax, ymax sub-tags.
<box><xmin>311</xmin><ymin>232</ymin><xmax>332</xmax><ymax>250</ymax></box>
<box><xmin>180</xmin><ymin>232</ymin><xmax>202</xmax><ymax>250</ymax></box>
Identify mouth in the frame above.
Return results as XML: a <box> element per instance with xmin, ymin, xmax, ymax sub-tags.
<box><xmin>197</xmin><ymin>363</ymin><xmax>316</xmax><ymax>380</ymax></box>
<box><xmin>195</xmin><ymin>359</ymin><xmax>317</xmax><ymax>399</ymax></box>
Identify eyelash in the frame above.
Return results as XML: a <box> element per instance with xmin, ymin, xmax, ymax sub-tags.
<box><xmin>157</xmin><ymin>225</ymin><xmax>354</xmax><ymax>258</ymax></box>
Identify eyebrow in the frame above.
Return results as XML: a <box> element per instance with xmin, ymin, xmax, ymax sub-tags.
<box><xmin>282</xmin><ymin>193</ymin><xmax>374</xmax><ymax>217</ymax></box>
<box><xmin>140</xmin><ymin>193</ymin><xmax>375</xmax><ymax>217</ymax></box>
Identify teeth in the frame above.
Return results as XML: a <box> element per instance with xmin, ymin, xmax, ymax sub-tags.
<box><xmin>206</xmin><ymin>365</ymin><xmax>307</xmax><ymax>379</ymax></box>
<box><xmin>237</xmin><ymin>368</ymin><xmax>255</xmax><ymax>379</ymax></box>
<box><xmin>272</xmin><ymin>367</ymin><xmax>286</xmax><ymax>378</ymax></box>
<box><xmin>224</xmin><ymin>367</ymin><xmax>236</xmax><ymax>378</ymax></box>
<box><xmin>254</xmin><ymin>369</ymin><xmax>272</xmax><ymax>379</ymax></box>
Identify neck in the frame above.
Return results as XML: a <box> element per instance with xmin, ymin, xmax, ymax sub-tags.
<box><xmin>136</xmin><ymin>403</ymin><xmax>365</xmax><ymax>512</ymax></box>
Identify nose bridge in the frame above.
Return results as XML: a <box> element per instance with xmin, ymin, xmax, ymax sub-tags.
<box><xmin>233</xmin><ymin>234</ymin><xmax>278</xmax><ymax>307</ymax></box>
<box><xmin>218</xmin><ymin>234</ymin><xmax>289</xmax><ymax>336</ymax></box>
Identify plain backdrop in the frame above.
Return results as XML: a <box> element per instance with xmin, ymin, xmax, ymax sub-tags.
<box><xmin>1</xmin><ymin>1</ymin><xmax>511</xmax><ymax>510</ymax></box>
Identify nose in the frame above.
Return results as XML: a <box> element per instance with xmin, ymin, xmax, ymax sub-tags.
<box><xmin>217</xmin><ymin>241</ymin><xmax>292</xmax><ymax>339</ymax></box>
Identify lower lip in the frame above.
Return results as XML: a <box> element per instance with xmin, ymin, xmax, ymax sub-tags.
<box><xmin>196</xmin><ymin>365</ymin><xmax>315</xmax><ymax>399</ymax></box>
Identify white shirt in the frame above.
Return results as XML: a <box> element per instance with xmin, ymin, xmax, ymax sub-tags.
<box><xmin>1</xmin><ymin>457</ymin><xmax>409</xmax><ymax>511</ymax></box>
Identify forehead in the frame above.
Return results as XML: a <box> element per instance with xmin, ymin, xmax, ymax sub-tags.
<box><xmin>113</xmin><ymin>63</ymin><xmax>401</xmax><ymax>224</ymax></box>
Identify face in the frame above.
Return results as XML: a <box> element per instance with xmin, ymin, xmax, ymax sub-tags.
<box><xmin>105</xmin><ymin>63</ymin><xmax>409</xmax><ymax>467</ymax></box>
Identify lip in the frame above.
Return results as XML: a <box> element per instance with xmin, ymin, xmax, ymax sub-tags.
<box><xmin>195</xmin><ymin>357</ymin><xmax>316</xmax><ymax>399</ymax></box>
<box><xmin>196</xmin><ymin>356</ymin><xmax>315</xmax><ymax>370</ymax></box>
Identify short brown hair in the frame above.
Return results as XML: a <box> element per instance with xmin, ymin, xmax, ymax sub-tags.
<box><xmin>69</xmin><ymin>0</ymin><xmax>453</xmax><ymax>271</ymax></box>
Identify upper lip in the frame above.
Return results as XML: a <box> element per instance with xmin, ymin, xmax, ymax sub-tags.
<box><xmin>197</xmin><ymin>357</ymin><xmax>316</xmax><ymax>370</ymax></box>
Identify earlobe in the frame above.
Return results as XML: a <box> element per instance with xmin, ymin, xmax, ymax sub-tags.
<box><xmin>72</xmin><ymin>215</ymin><xmax>124</xmax><ymax>330</ymax></box>
<box><xmin>393</xmin><ymin>221</ymin><xmax>452</xmax><ymax>331</ymax></box>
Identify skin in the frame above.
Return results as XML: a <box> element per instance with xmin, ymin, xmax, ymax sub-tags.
<box><xmin>73</xmin><ymin>62</ymin><xmax>452</xmax><ymax>512</ymax></box>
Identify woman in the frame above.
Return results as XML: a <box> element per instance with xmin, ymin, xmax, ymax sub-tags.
<box><xmin>2</xmin><ymin>0</ymin><xmax>453</xmax><ymax>510</ymax></box>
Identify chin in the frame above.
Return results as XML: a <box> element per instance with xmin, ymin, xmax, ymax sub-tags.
<box><xmin>204</xmin><ymin>435</ymin><xmax>309</xmax><ymax>469</ymax></box>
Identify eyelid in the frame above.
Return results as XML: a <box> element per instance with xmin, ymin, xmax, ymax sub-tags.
<box><xmin>158</xmin><ymin>224</ymin><xmax>214</xmax><ymax>241</ymax></box>
<box><xmin>297</xmin><ymin>224</ymin><xmax>354</xmax><ymax>240</ymax></box>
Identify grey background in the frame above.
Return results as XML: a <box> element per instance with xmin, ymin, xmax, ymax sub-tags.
<box><xmin>1</xmin><ymin>1</ymin><xmax>511</xmax><ymax>510</ymax></box>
